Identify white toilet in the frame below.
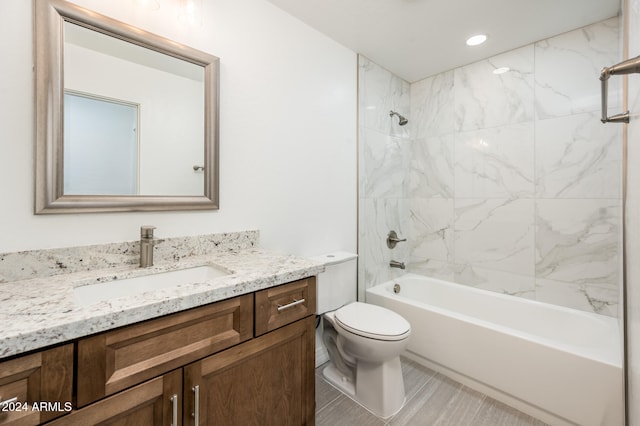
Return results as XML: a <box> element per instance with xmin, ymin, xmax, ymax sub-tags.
<box><xmin>312</xmin><ymin>252</ymin><xmax>411</xmax><ymax>419</ymax></box>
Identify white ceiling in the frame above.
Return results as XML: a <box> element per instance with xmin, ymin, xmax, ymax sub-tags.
<box><xmin>266</xmin><ymin>0</ymin><xmax>621</xmax><ymax>82</ymax></box>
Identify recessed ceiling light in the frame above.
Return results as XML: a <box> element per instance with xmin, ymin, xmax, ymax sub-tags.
<box><xmin>466</xmin><ymin>34</ymin><xmax>487</xmax><ymax>46</ymax></box>
<box><xmin>493</xmin><ymin>67</ymin><xmax>510</xmax><ymax>74</ymax></box>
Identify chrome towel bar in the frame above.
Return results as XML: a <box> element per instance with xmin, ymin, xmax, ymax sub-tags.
<box><xmin>600</xmin><ymin>55</ymin><xmax>640</xmax><ymax>124</ymax></box>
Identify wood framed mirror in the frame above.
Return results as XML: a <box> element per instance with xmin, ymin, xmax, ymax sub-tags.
<box><xmin>34</xmin><ymin>0</ymin><xmax>219</xmax><ymax>213</ymax></box>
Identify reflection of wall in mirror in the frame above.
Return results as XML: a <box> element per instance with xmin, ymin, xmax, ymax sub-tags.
<box><xmin>64</xmin><ymin>29</ymin><xmax>205</xmax><ymax>196</ymax></box>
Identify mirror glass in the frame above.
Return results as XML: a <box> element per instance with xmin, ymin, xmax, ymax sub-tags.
<box><xmin>63</xmin><ymin>22</ymin><xmax>205</xmax><ymax>197</ymax></box>
<box><xmin>35</xmin><ymin>0</ymin><xmax>219</xmax><ymax>213</ymax></box>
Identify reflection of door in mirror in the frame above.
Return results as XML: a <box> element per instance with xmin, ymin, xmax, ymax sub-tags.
<box><xmin>63</xmin><ymin>21</ymin><xmax>205</xmax><ymax>197</ymax></box>
<box><xmin>64</xmin><ymin>92</ymin><xmax>139</xmax><ymax>195</ymax></box>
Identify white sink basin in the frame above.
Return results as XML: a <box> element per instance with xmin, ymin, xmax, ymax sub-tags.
<box><xmin>73</xmin><ymin>265</ymin><xmax>230</xmax><ymax>306</ymax></box>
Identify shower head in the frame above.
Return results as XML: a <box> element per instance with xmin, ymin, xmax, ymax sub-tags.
<box><xmin>389</xmin><ymin>110</ymin><xmax>408</xmax><ymax>126</ymax></box>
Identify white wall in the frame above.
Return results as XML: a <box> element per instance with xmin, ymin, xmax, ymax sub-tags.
<box><xmin>0</xmin><ymin>0</ymin><xmax>357</xmax><ymax>256</ymax></box>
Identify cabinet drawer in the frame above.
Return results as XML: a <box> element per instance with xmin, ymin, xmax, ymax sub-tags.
<box><xmin>77</xmin><ymin>294</ymin><xmax>253</xmax><ymax>407</ymax></box>
<box><xmin>0</xmin><ymin>344</ymin><xmax>73</xmax><ymax>424</ymax></box>
<box><xmin>255</xmin><ymin>277</ymin><xmax>316</xmax><ymax>336</ymax></box>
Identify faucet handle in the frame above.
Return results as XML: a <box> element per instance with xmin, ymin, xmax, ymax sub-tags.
<box><xmin>387</xmin><ymin>230</ymin><xmax>407</xmax><ymax>249</ymax></box>
<box><xmin>140</xmin><ymin>225</ymin><xmax>156</xmax><ymax>238</ymax></box>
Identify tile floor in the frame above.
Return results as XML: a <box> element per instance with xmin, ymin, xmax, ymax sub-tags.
<box><xmin>315</xmin><ymin>357</ymin><xmax>549</xmax><ymax>426</ymax></box>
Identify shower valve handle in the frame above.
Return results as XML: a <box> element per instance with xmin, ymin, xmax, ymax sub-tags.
<box><xmin>387</xmin><ymin>230</ymin><xmax>407</xmax><ymax>249</ymax></box>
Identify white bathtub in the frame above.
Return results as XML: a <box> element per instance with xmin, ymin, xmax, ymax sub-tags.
<box><xmin>366</xmin><ymin>273</ymin><xmax>623</xmax><ymax>426</ymax></box>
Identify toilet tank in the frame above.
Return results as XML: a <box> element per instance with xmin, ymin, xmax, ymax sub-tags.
<box><xmin>310</xmin><ymin>252</ymin><xmax>357</xmax><ymax>314</ymax></box>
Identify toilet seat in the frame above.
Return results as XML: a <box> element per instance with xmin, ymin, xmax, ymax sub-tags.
<box><xmin>334</xmin><ymin>302</ymin><xmax>410</xmax><ymax>341</ymax></box>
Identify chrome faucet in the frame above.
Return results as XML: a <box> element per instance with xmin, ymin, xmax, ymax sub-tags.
<box><xmin>140</xmin><ymin>225</ymin><xmax>160</xmax><ymax>268</ymax></box>
<box><xmin>390</xmin><ymin>260</ymin><xmax>405</xmax><ymax>270</ymax></box>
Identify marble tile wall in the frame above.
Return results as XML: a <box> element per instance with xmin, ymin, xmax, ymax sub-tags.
<box><xmin>409</xmin><ymin>17</ymin><xmax>622</xmax><ymax>316</ymax></box>
<box><xmin>358</xmin><ymin>56</ymin><xmax>411</xmax><ymax>301</ymax></box>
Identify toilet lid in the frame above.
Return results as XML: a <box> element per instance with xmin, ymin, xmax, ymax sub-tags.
<box><xmin>334</xmin><ymin>302</ymin><xmax>411</xmax><ymax>341</ymax></box>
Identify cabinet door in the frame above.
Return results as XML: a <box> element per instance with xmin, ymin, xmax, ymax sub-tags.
<box><xmin>47</xmin><ymin>369</ymin><xmax>182</xmax><ymax>426</ymax></box>
<box><xmin>77</xmin><ymin>294</ymin><xmax>253</xmax><ymax>407</ymax></box>
<box><xmin>184</xmin><ymin>316</ymin><xmax>315</xmax><ymax>426</ymax></box>
<box><xmin>0</xmin><ymin>344</ymin><xmax>73</xmax><ymax>425</ymax></box>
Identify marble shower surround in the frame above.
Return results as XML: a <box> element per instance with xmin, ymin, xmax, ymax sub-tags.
<box><xmin>357</xmin><ymin>56</ymin><xmax>411</xmax><ymax>302</ymax></box>
<box><xmin>359</xmin><ymin>17</ymin><xmax>622</xmax><ymax>317</ymax></box>
<box><xmin>409</xmin><ymin>17</ymin><xmax>622</xmax><ymax>316</ymax></box>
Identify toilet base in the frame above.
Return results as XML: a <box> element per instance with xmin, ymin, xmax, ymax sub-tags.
<box><xmin>323</xmin><ymin>362</ymin><xmax>356</xmax><ymax>398</ymax></box>
<box><xmin>322</xmin><ymin>357</ymin><xmax>406</xmax><ymax>419</ymax></box>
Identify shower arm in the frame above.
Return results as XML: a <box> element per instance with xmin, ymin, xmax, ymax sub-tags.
<box><xmin>600</xmin><ymin>55</ymin><xmax>640</xmax><ymax>124</ymax></box>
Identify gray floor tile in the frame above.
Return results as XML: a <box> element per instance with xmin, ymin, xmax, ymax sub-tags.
<box><xmin>316</xmin><ymin>393</ymin><xmax>386</xmax><ymax>426</ymax></box>
<box><xmin>399</xmin><ymin>357</ymin><xmax>438</xmax><ymax>403</ymax></box>
<box><xmin>315</xmin><ymin>357</ymin><xmax>549</xmax><ymax>426</ymax></box>
<box><xmin>470</xmin><ymin>398</ymin><xmax>549</xmax><ymax>426</ymax></box>
<box><xmin>433</xmin><ymin>386</ymin><xmax>486</xmax><ymax>426</ymax></box>
<box><xmin>315</xmin><ymin>367</ymin><xmax>342</xmax><ymax>412</ymax></box>
<box><xmin>389</xmin><ymin>374</ymin><xmax>464</xmax><ymax>426</ymax></box>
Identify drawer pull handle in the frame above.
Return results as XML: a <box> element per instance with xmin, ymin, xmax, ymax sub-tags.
<box><xmin>0</xmin><ymin>397</ymin><xmax>17</xmax><ymax>410</ymax></box>
<box><xmin>277</xmin><ymin>298</ymin><xmax>305</xmax><ymax>312</ymax></box>
<box><xmin>170</xmin><ymin>394</ymin><xmax>178</xmax><ymax>426</ymax></box>
<box><xmin>192</xmin><ymin>385</ymin><xmax>200</xmax><ymax>425</ymax></box>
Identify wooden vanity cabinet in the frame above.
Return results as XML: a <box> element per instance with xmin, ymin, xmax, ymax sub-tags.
<box><xmin>0</xmin><ymin>277</ymin><xmax>316</xmax><ymax>426</ymax></box>
<box><xmin>46</xmin><ymin>369</ymin><xmax>182</xmax><ymax>426</ymax></box>
<box><xmin>76</xmin><ymin>294</ymin><xmax>253</xmax><ymax>407</ymax></box>
<box><xmin>184</xmin><ymin>315</ymin><xmax>315</xmax><ymax>425</ymax></box>
<box><xmin>185</xmin><ymin>277</ymin><xmax>316</xmax><ymax>425</ymax></box>
<box><xmin>0</xmin><ymin>344</ymin><xmax>73</xmax><ymax>425</ymax></box>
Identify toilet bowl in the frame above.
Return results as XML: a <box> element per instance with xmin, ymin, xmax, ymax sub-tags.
<box><xmin>311</xmin><ymin>252</ymin><xmax>412</xmax><ymax>418</ymax></box>
<box><xmin>322</xmin><ymin>301</ymin><xmax>411</xmax><ymax>418</ymax></box>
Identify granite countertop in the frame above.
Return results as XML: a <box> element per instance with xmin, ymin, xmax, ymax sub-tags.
<box><xmin>0</xmin><ymin>247</ymin><xmax>324</xmax><ymax>359</ymax></box>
